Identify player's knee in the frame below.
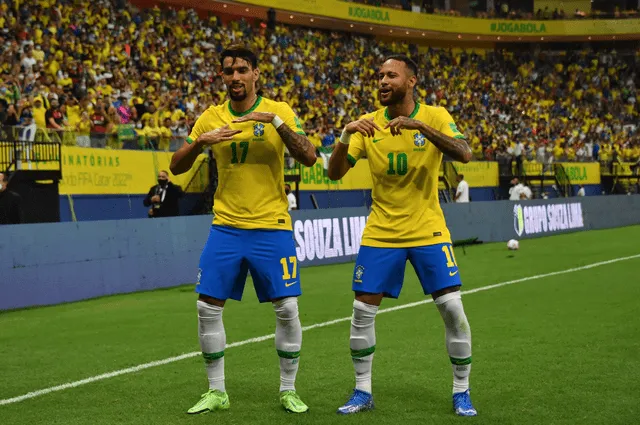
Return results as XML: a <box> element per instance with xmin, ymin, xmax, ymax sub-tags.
<box><xmin>434</xmin><ymin>290</ymin><xmax>462</xmax><ymax>307</ymax></box>
<box><xmin>197</xmin><ymin>299</ymin><xmax>224</xmax><ymax>322</ymax></box>
<box><xmin>351</xmin><ymin>301</ymin><xmax>377</xmax><ymax>350</ymax></box>
<box><xmin>352</xmin><ymin>300</ymin><xmax>378</xmax><ymax>328</ymax></box>
<box><xmin>435</xmin><ymin>291</ymin><xmax>468</xmax><ymax>321</ymax></box>
<box><xmin>273</xmin><ymin>297</ymin><xmax>299</xmax><ymax>322</ymax></box>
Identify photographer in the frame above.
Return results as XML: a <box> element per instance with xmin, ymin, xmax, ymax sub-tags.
<box><xmin>143</xmin><ymin>170</ymin><xmax>183</xmax><ymax>218</ymax></box>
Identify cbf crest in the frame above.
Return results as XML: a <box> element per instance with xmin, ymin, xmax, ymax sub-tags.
<box><xmin>253</xmin><ymin>123</ymin><xmax>265</xmax><ymax>137</ymax></box>
<box><xmin>414</xmin><ymin>132</ymin><xmax>426</xmax><ymax>147</ymax></box>
<box><xmin>354</xmin><ymin>265</ymin><xmax>365</xmax><ymax>282</ymax></box>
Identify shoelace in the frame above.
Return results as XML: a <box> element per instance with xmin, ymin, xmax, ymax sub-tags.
<box><xmin>201</xmin><ymin>390</ymin><xmax>221</xmax><ymax>399</ymax></box>
<box><xmin>347</xmin><ymin>390</ymin><xmax>369</xmax><ymax>406</ymax></box>
<box><xmin>453</xmin><ymin>392</ymin><xmax>473</xmax><ymax>410</ymax></box>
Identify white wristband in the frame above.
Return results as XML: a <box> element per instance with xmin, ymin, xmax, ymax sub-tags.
<box><xmin>339</xmin><ymin>129</ymin><xmax>352</xmax><ymax>145</ymax></box>
<box><xmin>271</xmin><ymin>115</ymin><xmax>284</xmax><ymax>129</ymax></box>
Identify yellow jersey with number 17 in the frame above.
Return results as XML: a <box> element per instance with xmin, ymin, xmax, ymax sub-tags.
<box><xmin>346</xmin><ymin>103</ymin><xmax>464</xmax><ymax>248</ymax></box>
<box><xmin>186</xmin><ymin>96</ymin><xmax>306</xmax><ymax>230</ymax></box>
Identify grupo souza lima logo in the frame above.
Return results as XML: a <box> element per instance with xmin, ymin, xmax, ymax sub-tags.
<box><xmin>491</xmin><ymin>22</ymin><xmax>547</xmax><ymax>33</ymax></box>
<box><xmin>513</xmin><ymin>202</ymin><xmax>584</xmax><ymax>237</ymax></box>
<box><xmin>294</xmin><ymin>215</ymin><xmax>368</xmax><ymax>262</ymax></box>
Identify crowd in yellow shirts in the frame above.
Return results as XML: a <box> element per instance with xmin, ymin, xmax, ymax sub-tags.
<box><xmin>0</xmin><ymin>0</ymin><xmax>638</xmax><ymax>165</ymax></box>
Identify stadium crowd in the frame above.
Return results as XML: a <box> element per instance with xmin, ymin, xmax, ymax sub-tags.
<box><xmin>0</xmin><ymin>0</ymin><xmax>638</xmax><ymax>167</ymax></box>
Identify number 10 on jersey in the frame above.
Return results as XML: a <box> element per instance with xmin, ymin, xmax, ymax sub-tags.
<box><xmin>442</xmin><ymin>245</ymin><xmax>457</xmax><ymax>268</ymax></box>
<box><xmin>387</xmin><ymin>152</ymin><xmax>408</xmax><ymax>176</ymax></box>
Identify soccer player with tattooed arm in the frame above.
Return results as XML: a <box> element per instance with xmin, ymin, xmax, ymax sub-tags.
<box><xmin>328</xmin><ymin>55</ymin><xmax>478</xmax><ymax>417</ymax></box>
<box><xmin>170</xmin><ymin>45</ymin><xmax>316</xmax><ymax>415</ymax></box>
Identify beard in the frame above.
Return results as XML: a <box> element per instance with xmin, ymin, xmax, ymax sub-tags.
<box><xmin>378</xmin><ymin>86</ymin><xmax>407</xmax><ymax>106</ymax></box>
<box><xmin>228</xmin><ymin>84</ymin><xmax>248</xmax><ymax>101</ymax></box>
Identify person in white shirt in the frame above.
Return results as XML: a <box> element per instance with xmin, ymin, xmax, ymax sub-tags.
<box><xmin>577</xmin><ymin>185</ymin><xmax>586</xmax><ymax>197</ymax></box>
<box><xmin>21</xmin><ymin>49</ymin><xmax>37</xmax><ymax>73</ymax></box>
<box><xmin>455</xmin><ymin>174</ymin><xmax>470</xmax><ymax>203</ymax></box>
<box><xmin>509</xmin><ymin>178</ymin><xmax>525</xmax><ymax>201</ymax></box>
<box><xmin>285</xmin><ymin>184</ymin><xmax>297</xmax><ymax>211</ymax></box>
<box><xmin>514</xmin><ymin>140</ymin><xmax>524</xmax><ymax>176</ymax></box>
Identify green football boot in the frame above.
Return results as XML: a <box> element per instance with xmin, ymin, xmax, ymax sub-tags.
<box><xmin>280</xmin><ymin>390</ymin><xmax>309</xmax><ymax>413</ymax></box>
<box><xmin>186</xmin><ymin>389</ymin><xmax>230</xmax><ymax>414</ymax></box>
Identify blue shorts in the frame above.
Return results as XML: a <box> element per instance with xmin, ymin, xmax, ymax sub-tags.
<box><xmin>352</xmin><ymin>243</ymin><xmax>462</xmax><ymax>298</ymax></box>
<box><xmin>196</xmin><ymin>225</ymin><xmax>301</xmax><ymax>303</ymax></box>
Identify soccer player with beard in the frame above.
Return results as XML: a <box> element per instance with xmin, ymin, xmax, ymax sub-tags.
<box><xmin>170</xmin><ymin>45</ymin><xmax>316</xmax><ymax>415</ymax></box>
<box><xmin>328</xmin><ymin>55</ymin><xmax>477</xmax><ymax>416</ymax></box>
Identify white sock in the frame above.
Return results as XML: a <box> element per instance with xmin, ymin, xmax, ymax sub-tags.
<box><xmin>197</xmin><ymin>300</ymin><xmax>226</xmax><ymax>392</ymax></box>
<box><xmin>350</xmin><ymin>300</ymin><xmax>378</xmax><ymax>394</ymax></box>
<box><xmin>273</xmin><ymin>297</ymin><xmax>302</xmax><ymax>392</ymax></box>
<box><xmin>435</xmin><ymin>292</ymin><xmax>472</xmax><ymax>394</ymax></box>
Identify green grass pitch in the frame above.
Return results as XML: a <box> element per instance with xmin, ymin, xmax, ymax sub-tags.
<box><xmin>1</xmin><ymin>226</ymin><xmax>639</xmax><ymax>424</ymax></box>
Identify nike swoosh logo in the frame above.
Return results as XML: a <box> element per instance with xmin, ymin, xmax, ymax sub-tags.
<box><xmin>285</xmin><ymin>281</ymin><xmax>298</xmax><ymax>287</ymax></box>
<box><xmin>449</xmin><ymin>271</ymin><xmax>459</xmax><ymax>277</ymax></box>
<box><xmin>372</xmin><ymin>138</ymin><xmax>384</xmax><ymax>144</ymax></box>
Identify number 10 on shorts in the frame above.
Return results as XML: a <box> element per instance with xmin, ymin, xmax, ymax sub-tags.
<box><xmin>442</xmin><ymin>245</ymin><xmax>457</xmax><ymax>268</ymax></box>
<box><xmin>280</xmin><ymin>256</ymin><xmax>298</xmax><ymax>280</ymax></box>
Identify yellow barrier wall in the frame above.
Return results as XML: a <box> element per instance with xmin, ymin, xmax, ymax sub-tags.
<box><xmin>561</xmin><ymin>162</ymin><xmax>601</xmax><ymax>184</ymax></box>
<box><xmin>31</xmin><ymin>147</ymin><xmax>208</xmax><ymax>195</ymax></box>
<box><xmin>452</xmin><ymin>162</ymin><xmax>499</xmax><ymax>187</ymax></box>
<box><xmin>299</xmin><ymin>157</ymin><xmax>372</xmax><ymax>190</ymax></box>
<box><xmin>522</xmin><ymin>162</ymin><xmax>601</xmax><ymax>184</ymax></box>
<box><xmin>238</xmin><ymin>0</ymin><xmax>640</xmax><ymax>36</ymax></box>
<box><xmin>298</xmin><ymin>159</ymin><xmax>498</xmax><ymax>190</ymax></box>
<box><xmin>28</xmin><ymin>147</ymin><xmax>598</xmax><ymax>195</ymax></box>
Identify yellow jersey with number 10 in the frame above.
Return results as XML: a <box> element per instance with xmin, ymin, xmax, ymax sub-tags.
<box><xmin>187</xmin><ymin>96</ymin><xmax>306</xmax><ymax>230</ymax></box>
<box><xmin>347</xmin><ymin>103</ymin><xmax>464</xmax><ymax>248</ymax></box>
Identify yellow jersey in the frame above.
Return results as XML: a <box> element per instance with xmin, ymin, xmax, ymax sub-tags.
<box><xmin>33</xmin><ymin>105</ymin><xmax>47</xmax><ymax>129</ymax></box>
<box><xmin>347</xmin><ymin>103</ymin><xmax>464</xmax><ymax>248</ymax></box>
<box><xmin>187</xmin><ymin>96</ymin><xmax>305</xmax><ymax>230</ymax></box>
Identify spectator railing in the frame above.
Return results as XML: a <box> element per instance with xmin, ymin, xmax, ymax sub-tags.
<box><xmin>601</xmin><ymin>161</ymin><xmax>640</xmax><ymax>176</ymax></box>
<box><xmin>0</xmin><ymin>125</ymin><xmax>186</xmax><ymax>152</ymax></box>
<box><xmin>599</xmin><ymin>160</ymin><xmax>640</xmax><ymax>194</ymax></box>
<box><xmin>0</xmin><ymin>139</ymin><xmax>61</xmax><ymax>173</ymax></box>
<box><xmin>554</xmin><ymin>164</ymin><xmax>572</xmax><ymax>197</ymax></box>
<box><xmin>441</xmin><ymin>161</ymin><xmax>459</xmax><ymax>202</ymax></box>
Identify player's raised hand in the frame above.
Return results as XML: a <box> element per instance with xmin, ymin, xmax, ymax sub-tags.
<box><xmin>344</xmin><ymin>118</ymin><xmax>381</xmax><ymax>138</ymax></box>
<box><xmin>385</xmin><ymin>116</ymin><xmax>424</xmax><ymax>136</ymax></box>
<box><xmin>231</xmin><ymin>112</ymin><xmax>276</xmax><ymax>124</ymax></box>
<box><xmin>196</xmin><ymin>125</ymin><xmax>242</xmax><ymax>145</ymax></box>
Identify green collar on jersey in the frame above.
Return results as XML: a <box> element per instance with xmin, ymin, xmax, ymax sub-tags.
<box><xmin>228</xmin><ymin>96</ymin><xmax>263</xmax><ymax>117</ymax></box>
<box><xmin>384</xmin><ymin>101</ymin><xmax>420</xmax><ymax>121</ymax></box>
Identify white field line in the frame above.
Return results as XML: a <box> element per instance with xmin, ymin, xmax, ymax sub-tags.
<box><xmin>2</xmin><ymin>253</ymin><xmax>639</xmax><ymax>407</ymax></box>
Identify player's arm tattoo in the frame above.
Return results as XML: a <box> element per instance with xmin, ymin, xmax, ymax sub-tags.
<box><xmin>277</xmin><ymin>124</ymin><xmax>317</xmax><ymax>167</ymax></box>
<box><xmin>420</xmin><ymin>124</ymin><xmax>472</xmax><ymax>163</ymax></box>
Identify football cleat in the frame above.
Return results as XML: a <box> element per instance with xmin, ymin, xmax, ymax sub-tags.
<box><xmin>337</xmin><ymin>389</ymin><xmax>374</xmax><ymax>415</ymax></box>
<box><xmin>280</xmin><ymin>390</ymin><xmax>309</xmax><ymax>413</ymax></box>
<box><xmin>453</xmin><ymin>389</ymin><xmax>477</xmax><ymax>416</ymax></box>
<box><xmin>186</xmin><ymin>389</ymin><xmax>230</xmax><ymax>414</ymax></box>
